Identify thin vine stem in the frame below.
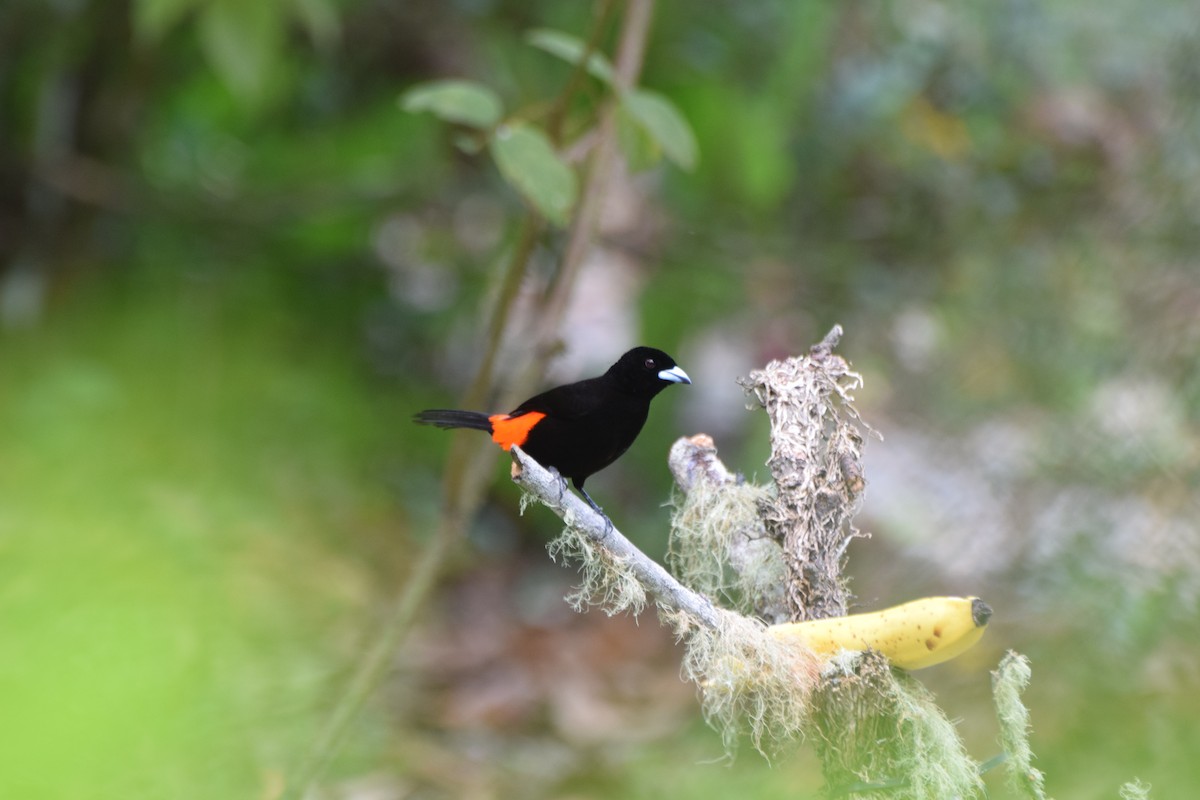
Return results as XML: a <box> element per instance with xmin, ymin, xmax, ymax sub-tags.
<box><xmin>285</xmin><ymin>3</ymin><xmax>659</xmax><ymax>796</ymax></box>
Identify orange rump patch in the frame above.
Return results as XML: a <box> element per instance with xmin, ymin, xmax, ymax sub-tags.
<box><xmin>488</xmin><ymin>412</ymin><xmax>546</xmax><ymax>450</ymax></box>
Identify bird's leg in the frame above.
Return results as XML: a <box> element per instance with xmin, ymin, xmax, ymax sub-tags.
<box><xmin>577</xmin><ymin>486</ymin><xmax>614</xmax><ymax>534</ymax></box>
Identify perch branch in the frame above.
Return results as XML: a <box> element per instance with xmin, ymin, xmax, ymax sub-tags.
<box><xmin>667</xmin><ymin>433</ymin><xmax>739</xmax><ymax>493</ymax></box>
<box><xmin>510</xmin><ymin>445</ymin><xmax>721</xmax><ymax>629</ymax></box>
<box><xmin>667</xmin><ymin>434</ymin><xmax>790</xmax><ymax>624</ymax></box>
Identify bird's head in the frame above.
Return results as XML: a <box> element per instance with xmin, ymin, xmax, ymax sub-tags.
<box><xmin>609</xmin><ymin>346</ymin><xmax>691</xmax><ymax>396</ymax></box>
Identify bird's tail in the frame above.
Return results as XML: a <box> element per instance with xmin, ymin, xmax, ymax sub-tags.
<box><xmin>412</xmin><ymin>409</ymin><xmax>493</xmax><ymax>433</ymax></box>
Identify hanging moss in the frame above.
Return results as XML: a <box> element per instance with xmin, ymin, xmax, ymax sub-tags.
<box><xmin>668</xmin><ymin>477</ymin><xmax>785</xmax><ymax>619</ymax></box>
<box><xmin>992</xmin><ymin>651</ymin><xmax>1050</xmax><ymax>800</ymax></box>
<box><xmin>670</xmin><ymin>606</ymin><xmax>820</xmax><ymax>759</ymax></box>
<box><xmin>812</xmin><ymin>652</ymin><xmax>983</xmax><ymax>800</ymax></box>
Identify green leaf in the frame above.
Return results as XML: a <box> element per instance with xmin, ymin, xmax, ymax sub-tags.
<box><xmin>132</xmin><ymin>0</ymin><xmax>200</xmax><ymax>43</ymax></box>
<box><xmin>197</xmin><ymin>0</ymin><xmax>284</xmax><ymax>106</ymax></box>
<box><xmin>453</xmin><ymin>133</ymin><xmax>485</xmax><ymax>155</ymax></box>
<box><xmin>526</xmin><ymin>28</ymin><xmax>616</xmax><ymax>85</ymax></box>
<box><xmin>732</xmin><ymin>95</ymin><xmax>795</xmax><ymax>211</ymax></box>
<box><xmin>622</xmin><ymin>89</ymin><xmax>699</xmax><ymax>170</ymax></box>
<box><xmin>289</xmin><ymin>0</ymin><xmax>341</xmax><ymax>52</ymax></box>
<box><xmin>616</xmin><ymin>104</ymin><xmax>661</xmax><ymax>173</ymax></box>
<box><xmin>400</xmin><ymin>80</ymin><xmax>504</xmax><ymax>129</ymax></box>
<box><xmin>489</xmin><ymin>123</ymin><xmax>577</xmax><ymax>226</ymax></box>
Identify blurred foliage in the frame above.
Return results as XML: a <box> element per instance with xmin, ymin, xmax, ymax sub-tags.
<box><xmin>2</xmin><ymin>0</ymin><xmax>1199</xmax><ymax>797</ymax></box>
<box><xmin>0</xmin><ymin>264</ymin><xmax>403</xmax><ymax>796</ymax></box>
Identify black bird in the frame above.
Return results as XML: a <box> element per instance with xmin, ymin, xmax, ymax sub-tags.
<box><xmin>414</xmin><ymin>346</ymin><xmax>691</xmax><ymax>517</ymax></box>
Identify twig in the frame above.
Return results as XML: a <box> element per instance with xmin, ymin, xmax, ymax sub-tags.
<box><xmin>282</xmin><ymin>528</ymin><xmax>456</xmax><ymax>800</ymax></box>
<box><xmin>667</xmin><ymin>433</ymin><xmax>740</xmax><ymax>493</ymax></box>
<box><xmin>667</xmin><ymin>434</ymin><xmax>790</xmax><ymax>624</ymax></box>
<box><xmin>510</xmin><ymin>445</ymin><xmax>720</xmax><ymax>629</ymax></box>
<box><xmin>285</xmin><ymin>211</ymin><xmax>543</xmax><ymax>800</ymax></box>
<box><xmin>534</xmin><ymin>0</ymin><xmax>656</xmax><ymax>346</ymax></box>
<box><xmin>286</xmin><ymin>3</ymin><xmax>658</xmax><ymax>795</ymax></box>
<box><xmin>545</xmin><ymin>0</ymin><xmax>619</xmax><ymax>144</ymax></box>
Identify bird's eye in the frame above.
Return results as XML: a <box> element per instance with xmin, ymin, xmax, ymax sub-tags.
<box><xmin>644</xmin><ymin>358</ymin><xmax>656</xmax><ymax>369</ymax></box>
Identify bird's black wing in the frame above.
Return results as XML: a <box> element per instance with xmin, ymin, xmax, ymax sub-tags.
<box><xmin>509</xmin><ymin>375</ymin><xmax>610</xmax><ymax>420</ymax></box>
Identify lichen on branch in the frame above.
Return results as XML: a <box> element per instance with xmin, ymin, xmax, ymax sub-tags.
<box><xmin>512</xmin><ymin>328</ymin><xmax>1150</xmax><ymax>799</ymax></box>
<box><xmin>667</xmin><ymin>437</ymin><xmax>784</xmax><ymax>622</ymax></box>
<box><xmin>737</xmin><ymin>324</ymin><xmax>873</xmax><ymax>622</ymax></box>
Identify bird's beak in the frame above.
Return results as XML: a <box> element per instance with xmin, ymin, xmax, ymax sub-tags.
<box><xmin>658</xmin><ymin>366</ymin><xmax>691</xmax><ymax>384</ymax></box>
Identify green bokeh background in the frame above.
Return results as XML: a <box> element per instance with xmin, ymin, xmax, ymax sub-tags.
<box><xmin>2</xmin><ymin>0</ymin><xmax>1198</xmax><ymax>797</ymax></box>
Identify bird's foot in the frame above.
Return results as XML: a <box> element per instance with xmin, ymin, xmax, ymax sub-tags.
<box><xmin>547</xmin><ymin>467</ymin><xmax>569</xmax><ymax>507</ymax></box>
<box><xmin>578</xmin><ymin>488</ymin><xmax>614</xmax><ymax>534</ymax></box>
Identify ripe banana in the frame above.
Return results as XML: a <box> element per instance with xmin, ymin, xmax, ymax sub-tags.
<box><xmin>767</xmin><ymin>596</ymin><xmax>992</xmax><ymax>670</ymax></box>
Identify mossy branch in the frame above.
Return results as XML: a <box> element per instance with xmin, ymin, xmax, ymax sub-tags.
<box><xmin>510</xmin><ymin>445</ymin><xmax>721</xmax><ymax>628</ymax></box>
<box><xmin>738</xmin><ymin>324</ymin><xmax>871</xmax><ymax>622</ymax></box>
<box><xmin>667</xmin><ymin>434</ymin><xmax>787</xmax><ymax>624</ymax></box>
<box><xmin>511</xmin><ymin>444</ymin><xmax>821</xmax><ymax>758</ymax></box>
<box><xmin>512</xmin><ymin>328</ymin><xmax>1152</xmax><ymax>799</ymax></box>
<box><xmin>518</xmin><ymin>328</ymin><xmax>973</xmax><ymax>787</ymax></box>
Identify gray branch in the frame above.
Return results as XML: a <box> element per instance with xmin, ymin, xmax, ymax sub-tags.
<box><xmin>668</xmin><ymin>434</ymin><xmax>791</xmax><ymax>624</ymax></box>
<box><xmin>509</xmin><ymin>445</ymin><xmax>721</xmax><ymax>629</ymax></box>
